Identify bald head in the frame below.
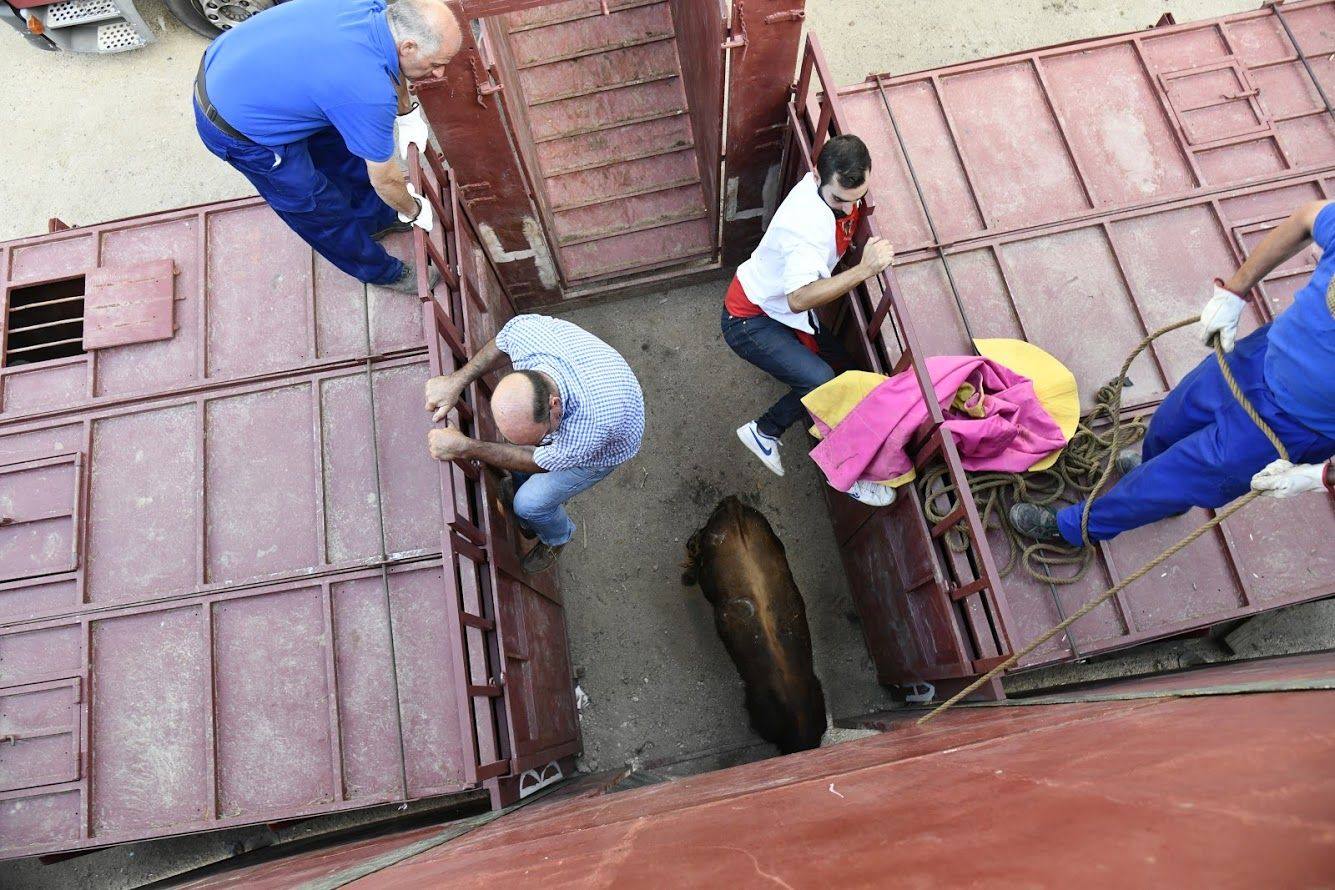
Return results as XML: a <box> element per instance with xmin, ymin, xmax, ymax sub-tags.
<box><xmin>388</xmin><ymin>0</ymin><xmax>465</xmax><ymax>80</ymax></box>
<box><xmin>493</xmin><ymin>370</ymin><xmax>561</xmax><ymax>446</ymax></box>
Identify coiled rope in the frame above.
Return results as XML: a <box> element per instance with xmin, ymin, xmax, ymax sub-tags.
<box><xmin>917</xmin><ymin>298</ymin><xmax>1302</xmax><ymax>725</ymax></box>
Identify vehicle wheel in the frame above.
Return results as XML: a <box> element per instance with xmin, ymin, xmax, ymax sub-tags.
<box><xmin>164</xmin><ymin>0</ymin><xmax>275</xmax><ymax>38</ymax></box>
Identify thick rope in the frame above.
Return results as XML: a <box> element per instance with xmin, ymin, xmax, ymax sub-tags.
<box><xmin>917</xmin><ymin>316</ymin><xmax>1291</xmax><ymax>726</ymax></box>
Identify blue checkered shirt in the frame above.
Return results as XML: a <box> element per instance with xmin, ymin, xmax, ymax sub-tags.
<box><xmin>495</xmin><ymin>315</ymin><xmax>645</xmax><ymax>471</ymax></box>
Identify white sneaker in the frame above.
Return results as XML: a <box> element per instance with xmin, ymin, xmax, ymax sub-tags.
<box><xmin>736</xmin><ymin>422</ymin><xmax>784</xmax><ymax>476</ymax></box>
<box><xmin>840</xmin><ymin>479</ymin><xmax>896</xmax><ymax>507</ymax></box>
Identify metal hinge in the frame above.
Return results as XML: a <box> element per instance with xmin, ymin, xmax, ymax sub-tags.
<box><xmin>469</xmin><ymin>53</ymin><xmax>503</xmax><ymax>106</ymax></box>
<box><xmin>765</xmin><ymin>9</ymin><xmax>805</xmax><ymax>23</ymax></box>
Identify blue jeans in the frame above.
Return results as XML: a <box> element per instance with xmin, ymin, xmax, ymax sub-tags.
<box><xmin>193</xmin><ymin>102</ymin><xmax>402</xmax><ymax>286</ymax></box>
<box><xmin>1057</xmin><ymin>325</ymin><xmax>1335</xmax><ymax>545</ymax></box>
<box><xmin>512</xmin><ymin>465</ymin><xmax>616</xmax><ymax>546</ymax></box>
<box><xmin>721</xmin><ymin>309</ymin><xmax>852</xmax><ymax>437</ymax></box>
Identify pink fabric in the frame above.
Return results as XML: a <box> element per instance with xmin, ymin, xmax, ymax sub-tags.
<box><xmin>810</xmin><ymin>356</ymin><xmax>1068</xmax><ymax>491</ymax></box>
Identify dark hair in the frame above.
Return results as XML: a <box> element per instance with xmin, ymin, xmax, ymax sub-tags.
<box><xmin>516</xmin><ymin>369</ymin><xmax>552</xmax><ymax>423</ymax></box>
<box><xmin>816</xmin><ymin>134</ymin><xmax>871</xmax><ymax>189</ymax></box>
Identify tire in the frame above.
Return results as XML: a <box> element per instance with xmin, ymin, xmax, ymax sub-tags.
<box><xmin>164</xmin><ymin>0</ymin><xmax>223</xmax><ymax>38</ymax></box>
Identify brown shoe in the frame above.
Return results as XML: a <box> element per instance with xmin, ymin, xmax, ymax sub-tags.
<box><xmin>521</xmin><ymin>541</ymin><xmax>563</xmax><ymax>574</ymax></box>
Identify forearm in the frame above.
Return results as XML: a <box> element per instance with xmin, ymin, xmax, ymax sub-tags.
<box><xmin>787</xmin><ymin>265</ymin><xmax>872</xmax><ymax>313</ymax></box>
<box><xmin>1222</xmin><ymin>202</ymin><xmax>1322</xmax><ymax>294</ymax></box>
<box><xmin>372</xmin><ymin>174</ymin><xmax>419</xmax><ymax>218</ymax></box>
<box><xmin>395</xmin><ymin>79</ymin><xmax>414</xmax><ymax>115</ymax></box>
<box><xmin>454</xmin><ymin>340</ymin><xmax>505</xmax><ymax>386</ymax></box>
<box><xmin>465</xmin><ymin>439</ymin><xmax>543</xmax><ymax>473</ymax></box>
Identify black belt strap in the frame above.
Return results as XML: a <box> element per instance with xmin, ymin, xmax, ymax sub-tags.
<box><xmin>194</xmin><ymin>54</ymin><xmax>251</xmax><ymax>143</ymax></box>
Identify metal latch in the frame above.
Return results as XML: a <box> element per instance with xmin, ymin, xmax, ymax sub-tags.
<box><xmin>765</xmin><ymin>9</ymin><xmax>805</xmax><ymax>23</ymax></box>
<box><xmin>722</xmin><ymin>0</ymin><xmax>747</xmax><ymax>49</ymax></box>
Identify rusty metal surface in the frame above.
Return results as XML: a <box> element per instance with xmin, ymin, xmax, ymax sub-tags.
<box><xmin>290</xmin><ymin>682</ymin><xmax>1332</xmax><ymax>887</ymax></box>
<box><xmin>669</xmin><ymin>0</ymin><xmax>727</xmax><ymax>259</ymax></box>
<box><xmin>794</xmin><ymin>1</ymin><xmax>1335</xmax><ymax>692</ymax></box>
<box><xmin>482</xmin><ymin>1</ymin><xmax>714</xmax><ymax>287</ymax></box>
<box><xmin>416</xmin><ymin>22</ymin><xmax>561</xmax><ymax>307</ymax></box>
<box><xmin>720</xmin><ymin>0</ymin><xmax>808</xmax><ymax>265</ymax></box>
<box><xmin>0</xmin><ymin>148</ymin><xmax>579</xmax><ymax>861</ymax></box>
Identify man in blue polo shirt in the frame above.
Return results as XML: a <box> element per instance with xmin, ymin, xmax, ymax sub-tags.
<box><xmin>193</xmin><ymin>0</ymin><xmax>463</xmax><ymax>292</ymax></box>
<box><xmin>1011</xmin><ymin>200</ymin><xmax>1335</xmax><ymax>546</ymax></box>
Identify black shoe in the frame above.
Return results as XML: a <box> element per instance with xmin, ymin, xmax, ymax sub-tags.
<box><xmin>372</xmin><ymin>221</ymin><xmax>413</xmax><ymax>241</ymax></box>
<box><xmin>499</xmin><ymin>475</ymin><xmax>536</xmax><ymax>539</ymax></box>
<box><xmin>1009</xmin><ymin>503</ymin><xmax>1065</xmax><ymax>543</ymax></box>
<box><xmin>1115</xmin><ymin>447</ymin><xmax>1142</xmax><ymax>476</ymax></box>
<box><xmin>381</xmin><ymin>262</ymin><xmax>440</xmax><ymax>295</ymax></box>
<box><xmin>521</xmin><ymin>540</ymin><xmax>564</xmax><ymax>574</ymax></box>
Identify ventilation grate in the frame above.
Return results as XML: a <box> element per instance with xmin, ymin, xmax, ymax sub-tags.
<box><xmin>4</xmin><ymin>276</ymin><xmax>86</xmax><ymax>367</ymax></box>
<box><xmin>96</xmin><ymin>20</ymin><xmax>145</xmax><ymax>52</ymax></box>
<box><xmin>44</xmin><ymin>0</ymin><xmax>119</xmax><ymax>27</ymax></box>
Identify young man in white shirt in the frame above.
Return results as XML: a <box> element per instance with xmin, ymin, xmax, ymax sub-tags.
<box><xmin>722</xmin><ymin>134</ymin><xmax>896</xmax><ymax>505</ymax></box>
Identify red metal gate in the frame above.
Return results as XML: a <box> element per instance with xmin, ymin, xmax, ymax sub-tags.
<box><xmin>0</xmin><ymin>146</ymin><xmax>579</xmax><ymax>861</ymax></box>
<box><xmin>790</xmin><ymin>0</ymin><xmax>1335</xmax><ymax>699</ymax></box>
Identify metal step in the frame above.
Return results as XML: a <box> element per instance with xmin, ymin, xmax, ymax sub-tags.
<box><xmin>528</xmin><ymin>71</ymin><xmax>680</xmax><ymax>107</ymax></box>
<box><xmin>533</xmin><ymin>108</ymin><xmax>686</xmax><ymax>145</ymax></box>
<box><xmin>41</xmin><ymin>0</ymin><xmax>119</xmax><ymax>28</ymax></box>
<box><xmin>558</xmin><ymin>207</ymin><xmax>709</xmax><ymax>246</ymax></box>
<box><xmin>506</xmin><ymin>0</ymin><xmax>664</xmax><ymax>33</ymax></box>
<box><xmin>516</xmin><ymin>32</ymin><xmax>675</xmax><ymax>70</ymax></box>
<box><xmin>550</xmin><ymin>175</ymin><xmax>701</xmax><ymax>213</ymax></box>
<box><xmin>544</xmin><ymin>140</ymin><xmax>696</xmax><ymax>179</ymax></box>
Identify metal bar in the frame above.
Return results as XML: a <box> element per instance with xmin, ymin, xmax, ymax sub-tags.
<box><xmin>6</xmin><ymin>338</ymin><xmax>83</xmax><ymax>356</ymax></box>
<box><xmin>201</xmin><ymin>603</ymin><xmax>218</xmax><ymax>820</ymax></box>
<box><xmin>6</xmin><ymin>295</ymin><xmax>83</xmax><ymax>314</ymax></box>
<box><xmin>1131</xmin><ymin>37</ymin><xmax>1208</xmax><ymax>190</ymax></box>
<box><xmin>873</xmin><ymin>74</ymin><xmax>979</xmax><ymax>347</ymax></box>
<box><xmin>320</xmin><ymin>582</ymin><xmax>347</xmax><ymax>802</ymax></box>
<box><xmin>1029</xmin><ymin>57</ymin><xmax>1098</xmax><ymax>210</ymax></box>
<box><xmin>460</xmin><ymin>612</ymin><xmax>496</xmax><ymax>632</ymax></box>
<box><xmin>358</xmin><ymin>276</ymin><xmax>412</xmax><ymax>799</ymax></box>
<box><xmin>6</xmin><ymin>317</ymin><xmax>81</xmax><ymax>335</ymax></box>
<box><xmin>1270</xmin><ymin>0</ymin><xmax>1335</xmax><ymax>120</ymax></box>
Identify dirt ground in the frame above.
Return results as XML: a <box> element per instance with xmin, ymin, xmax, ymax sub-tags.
<box><xmin>1</xmin><ymin>1</ymin><xmax>1328</xmax><ymax>887</ymax></box>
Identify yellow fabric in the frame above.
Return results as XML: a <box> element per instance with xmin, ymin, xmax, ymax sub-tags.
<box><xmin>974</xmin><ymin>338</ymin><xmax>1080</xmax><ymax>471</ymax></box>
<box><xmin>802</xmin><ymin>370</ymin><xmax>913</xmax><ymax>488</ymax></box>
<box><xmin>801</xmin><ymin>340</ymin><xmax>1080</xmax><ymax>481</ymax></box>
<box><xmin>952</xmin><ymin>382</ymin><xmax>987</xmax><ymax>418</ymax></box>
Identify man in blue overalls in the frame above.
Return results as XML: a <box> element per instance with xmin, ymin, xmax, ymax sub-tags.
<box><xmin>193</xmin><ymin>0</ymin><xmax>462</xmax><ymax>292</ymax></box>
<box><xmin>1012</xmin><ymin>200</ymin><xmax>1335</xmax><ymax>546</ymax></box>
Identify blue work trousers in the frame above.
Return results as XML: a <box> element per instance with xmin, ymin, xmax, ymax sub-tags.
<box><xmin>194</xmin><ymin>102</ymin><xmax>402</xmax><ymax>286</ymax></box>
<box><xmin>512</xmin><ymin>465</ymin><xmax>616</xmax><ymax>547</ymax></box>
<box><xmin>721</xmin><ymin>309</ymin><xmax>853</xmax><ymax>437</ymax></box>
<box><xmin>1057</xmin><ymin>325</ymin><xmax>1335</xmax><ymax>545</ymax></box>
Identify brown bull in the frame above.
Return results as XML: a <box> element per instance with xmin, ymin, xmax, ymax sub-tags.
<box><xmin>683</xmin><ymin>496</ymin><xmax>827</xmax><ymax>754</ymax></box>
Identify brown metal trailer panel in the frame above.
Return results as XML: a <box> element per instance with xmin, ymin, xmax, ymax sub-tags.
<box><xmin>788</xmin><ymin>1</ymin><xmax>1335</xmax><ymax>695</ymax></box>
<box><xmin>173</xmin><ymin>653</ymin><xmax>1335</xmax><ymax>889</ymax></box>
<box><xmin>0</xmin><ymin>148</ymin><xmax>580</xmax><ymax>861</ymax></box>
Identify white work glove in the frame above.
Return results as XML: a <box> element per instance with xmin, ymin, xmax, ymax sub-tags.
<box><xmin>1250</xmin><ymin>460</ymin><xmax>1327</xmax><ymax>498</ymax></box>
<box><xmin>395</xmin><ymin>103</ymin><xmax>431</xmax><ymax>161</ymax></box>
<box><xmin>399</xmin><ymin>183</ymin><xmax>434</xmax><ymax>233</ymax></box>
<box><xmin>1199</xmin><ymin>281</ymin><xmax>1245</xmax><ymax>352</ymax></box>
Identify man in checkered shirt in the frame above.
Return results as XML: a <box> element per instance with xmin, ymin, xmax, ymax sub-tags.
<box><xmin>424</xmin><ymin>314</ymin><xmax>645</xmax><ymax>573</ymax></box>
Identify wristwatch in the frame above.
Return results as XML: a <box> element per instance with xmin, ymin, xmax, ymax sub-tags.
<box><xmin>1325</xmin><ymin>460</ymin><xmax>1334</xmax><ymax>495</ymax></box>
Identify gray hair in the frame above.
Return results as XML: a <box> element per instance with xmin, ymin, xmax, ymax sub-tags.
<box><xmin>387</xmin><ymin>0</ymin><xmax>446</xmax><ymax>55</ymax></box>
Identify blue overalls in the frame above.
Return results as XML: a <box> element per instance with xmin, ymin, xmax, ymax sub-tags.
<box><xmin>1058</xmin><ymin>207</ymin><xmax>1335</xmax><ymax>546</ymax></box>
<box><xmin>192</xmin><ymin>0</ymin><xmax>404</xmax><ymax>286</ymax></box>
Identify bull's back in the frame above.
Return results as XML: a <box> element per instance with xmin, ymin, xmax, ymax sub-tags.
<box><xmin>688</xmin><ymin>498</ymin><xmax>826</xmax><ymax>752</ymax></box>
